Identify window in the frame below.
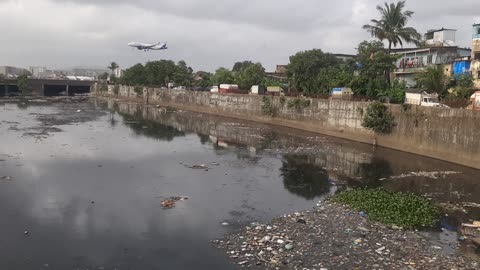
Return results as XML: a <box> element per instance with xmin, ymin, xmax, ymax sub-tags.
<box><xmin>477</xmin><ymin>28</ymin><xmax>480</xmax><ymax>35</ymax></box>
<box><xmin>475</xmin><ymin>52</ymin><xmax>480</xmax><ymax>61</ymax></box>
<box><xmin>423</xmin><ymin>98</ymin><xmax>428</xmax><ymax>103</ymax></box>
<box><xmin>427</xmin><ymin>55</ymin><xmax>433</xmax><ymax>64</ymax></box>
<box><xmin>425</xmin><ymin>32</ymin><xmax>434</xmax><ymax>40</ymax></box>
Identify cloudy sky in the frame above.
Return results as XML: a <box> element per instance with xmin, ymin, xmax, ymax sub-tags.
<box><xmin>1</xmin><ymin>0</ymin><xmax>479</xmax><ymax>72</ymax></box>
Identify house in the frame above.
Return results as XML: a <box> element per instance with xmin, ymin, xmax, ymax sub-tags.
<box><xmin>471</xmin><ymin>23</ymin><xmax>480</xmax><ymax>88</ymax></box>
<box><xmin>425</xmin><ymin>28</ymin><xmax>457</xmax><ymax>47</ymax></box>
<box><xmin>389</xmin><ymin>28</ymin><xmax>471</xmax><ymax>87</ymax></box>
<box><xmin>334</xmin><ymin>54</ymin><xmax>356</xmax><ymax>62</ymax></box>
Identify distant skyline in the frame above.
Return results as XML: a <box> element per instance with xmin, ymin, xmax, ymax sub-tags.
<box><xmin>0</xmin><ymin>0</ymin><xmax>479</xmax><ymax>72</ymax></box>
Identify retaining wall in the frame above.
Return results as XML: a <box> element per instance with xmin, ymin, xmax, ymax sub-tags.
<box><xmin>94</xmin><ymin>84</ymin><xmax>480</xmax><ymax>169</ymax></box>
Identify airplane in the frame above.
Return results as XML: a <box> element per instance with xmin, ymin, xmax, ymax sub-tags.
<box><xmin>128</xmin><ymin>41</ymin><xmax>168</xmax><ymax>51</ymax></box>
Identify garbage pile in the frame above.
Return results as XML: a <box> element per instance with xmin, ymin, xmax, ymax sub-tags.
<box><xmin>213</xmin><ymin>203</ymin><xmax>479</xmax><ymax>269</ymax></box>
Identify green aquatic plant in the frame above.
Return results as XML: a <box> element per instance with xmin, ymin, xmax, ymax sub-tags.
<box><xmin>332</xmin><ymin>188</ymin><xmax>440</xmax><ymax>228</ymax></box>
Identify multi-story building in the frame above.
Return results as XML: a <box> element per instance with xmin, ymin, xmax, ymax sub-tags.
<box><xmin>113</xmin><ymin>67</ymin><xmax>123</xmax><ymax>78</ymax></box>
<box><xmin>0</xmin><ymin>66</ymin><xmax>30</xmax><ymax>77</ymax></box>
<box><xmin>390</xmin><ymin>28</ymin><xmax>471</xmax><ymax>87</ymax></box>
<box><xmin>471</xmin><ymin>23</ymin><xmax>480</xmax><ymax>88</ymax></box>
<box><xmin>29</xmin><ymin>66</ymin><xmax>48</xmax><ymax>77</ymax></box>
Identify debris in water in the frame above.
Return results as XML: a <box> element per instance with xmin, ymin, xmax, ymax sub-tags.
<box><xmin>76</xmin><ymin>110</ymin><xmax>82</xmax><ymax>113</ymax></box>
<box><xmin>460</xmin><ymin>223</ymin><xmax>480</xmax><ymax>237</ymax></box>
<box><xmin>221</xmin><ymin>222</ymin><xmax>230</xmax><ymax>226</ymax></box>
<box><xmin>1</xmin><ymin>176</ymin><xmax>13</xmax><ymax>181</ymax></box>
<box><xmin>161</xmin><ymin>196</ymin><xmax>189</xmax><ymax>209</ymax></box>
<box><xmin>191</xmin><ymin>164</ymin><xmax>208</xmax><ymax>169</ymax></box>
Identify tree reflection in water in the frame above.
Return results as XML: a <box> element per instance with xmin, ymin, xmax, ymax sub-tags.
<box><xmin>354</xmin><ymin>158</ymin><xmax>393</xmax><ymax>188</ymax></box>
<box><xmin>280</xmin><ymin>155</ymin><xmax>331</xmax><ymax>200</ymax></box>
<box><xmin>119</xmin><ymin>109</ymin><xmax>185</xmax><ymax>142</ymax></box>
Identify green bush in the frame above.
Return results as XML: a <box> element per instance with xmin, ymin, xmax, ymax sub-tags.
<box><xmin>332</xmin><ymin>188</ymin><xmax>441</xmax><ymax>228</ymax></box>
<box><xmin>262</xmin><ymin>96</ymin><xmax>276</xmax><ymax>116</ymax></box>
<box><xmin>134</xmin><ymin>86</ymin><xmax>143</xmax><ymax>96</ymax></box>
<box><xmin>362</xmin><ymin>102</ymin><xmax>394</xmax><ymax>133</ymax></box>
<box><xmin>400</xmin><ymin>103</ymin><xmax>411</xmax><ymax>113</ymax></box>
<box><xmin>287</xmin><ymin>97</ymin><xmax>311</xmax><ymax>109</ymax></box>
<box><xmin>113</xmin><ymin>84</ymin><xmax>120</xmax><ymax>95</ymax></box>
<box><xmin>99</xmin><ymin>83</ymin><xmax>108</xmax><ymax>92</ymax></box>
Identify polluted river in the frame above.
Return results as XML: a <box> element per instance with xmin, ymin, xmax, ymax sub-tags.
<box><xmin>0</xmin><ymin>97</ymin><xmax>479</xmax><ymax>269</ymax></box>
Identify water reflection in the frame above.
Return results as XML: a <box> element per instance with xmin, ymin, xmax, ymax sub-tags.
<box><xmin>280</xmin><ymin>155</ymin><xmax>330</xmax><ymax>199</ymax></box>
<box><xmin>97</xmin><ymin>98</ymin><xmax>480</xmax><ymax>259</ymax></box>
<box><xmin>100</xmin><ymin>99</ymin><xmax>480</xmax><ymax>208</ymax></box>
<box><xmin>353</xmin><ymin>158</ymin><xmax>393</xmax><ymax>188</ymax></box>
<box><xmin>118</xmin><ymin>109</ymin><xmax>185</xmax><ymax>141</ymax></box>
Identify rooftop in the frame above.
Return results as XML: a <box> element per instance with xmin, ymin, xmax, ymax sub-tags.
<box><xmin>426</xmin><ymin>27</ymin><xmax>457</xmax><ymax>34</ymax></box>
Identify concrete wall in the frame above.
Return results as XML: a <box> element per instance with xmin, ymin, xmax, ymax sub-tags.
<box><xmin>472</xmin><ymin>38</ymin><xmax>480</xmax><ymax>88</ymax></box>
<box><xmin>94</xmin><ymin>84</ymin><xmax>480</xmax><ymax>169</ymax></box>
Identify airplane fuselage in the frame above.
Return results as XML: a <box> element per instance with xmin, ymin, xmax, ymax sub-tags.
<box><xmin>128</xmin><ymin>41</ymin><xmax>168</xmax><ymax>51</ymax></box>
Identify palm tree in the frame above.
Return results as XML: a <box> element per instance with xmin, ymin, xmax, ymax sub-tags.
<box><xmin>415</xmin><ymin>65</ymin><xmax>447</xmax><ymax>95</ymax></box>
<box><xmin>363</xmin><ymin>1</ymin><xmax>421</xmax><ymax>53</ymax></box>
<box><xmin>108</xmin><ymin>62</ymin><xmax>119</xmax><ymax>74</ymax></box>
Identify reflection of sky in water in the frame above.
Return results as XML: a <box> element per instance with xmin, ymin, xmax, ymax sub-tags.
<box><xmin>1</xmin><ymin>101</ymin><xmax>479</xmax><ymax>267</ymax></box>
<box><xmin>0</xmin><ymin>103</ymin><xmax>335</xmax><ymax>269</ymax></box>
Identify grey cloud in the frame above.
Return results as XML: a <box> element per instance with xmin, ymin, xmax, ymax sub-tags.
<box><xmin>1</xmin><ymin>0</ymin><xmax>480</xmax><ymax>72</ymax></box>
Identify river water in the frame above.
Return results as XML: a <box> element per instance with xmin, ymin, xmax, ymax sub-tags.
<box><xmin>0</xmin><ymin>98</ymin><xmax>478</xmax><ymax>269</ymax></box>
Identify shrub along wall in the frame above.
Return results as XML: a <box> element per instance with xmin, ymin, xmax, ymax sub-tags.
<box><xmin>95</xmin><ymin>84</ymin><xmax>480</xmax><ymax>169</ymax></box>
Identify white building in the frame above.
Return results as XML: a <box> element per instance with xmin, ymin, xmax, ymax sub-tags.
<box><xmin>425</xmin><ymin>28</ymin><xmax>457</xmax><ymax>47</ymax></box>
<box><xmin>29</xmin><ymin>66</ymin><xmax>47</xmax><ymax>77</ymax></box>
<box><xmin>113</xmin><ymin>67</ymin><xmax>123</xmax><ymax>78</ymax></box>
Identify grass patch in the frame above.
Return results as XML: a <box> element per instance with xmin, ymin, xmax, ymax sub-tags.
<box><xmin>332</xmin><ymin>188</ymin><xmax>440</xmax><ymax>228</ymax></box>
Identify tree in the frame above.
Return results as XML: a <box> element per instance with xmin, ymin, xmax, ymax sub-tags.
<box><xmin>108</xmin><ymin>62</ymin><xmax>119</xmax><ymax>73</ymax></box>
<box><xmin>235</xmin><ymin>62</ymin><xmax>265</xmax><ymax>90</ymax></box>
<box><xmin>287</xmin><ymin>49</ymin><xmax>340</xmax><ymax>93</ymax></box>
<box><xmin>415</xmin><ymin>65</ymin><xmax>447</xmax><ymax>96</ymax></box>
<box><xmin>350</xmin><ymin>41</ymin><xmax>398</xmax><ymax>97</ymax></box>
<box><xmin>17</xmin><ymin>74</ymin><xmax>30</xmax><ymax>95</ymax></box>
<box><xmin>211</xmin><ymin>67</ymin><xmax>235</xmax><ymax>85</ymax></box>
<box><xmin>121</xmin><ymin>63</ymin><xmax>147</xmax><ymax>85</ymax></box>
<box><xmin>194</xmin><ymin>71</ymin><xmax>213</xmax><ymax>88</ymax></box>
<box><xmin>316</xmin><ymin>65</ymin><xmax>355</xmax><ymax>94</ymax></box>
<box><xmin>232</xmin><ymin>61</ymin><xmax>254</xmax><ymax>72</ymax></box>
<box><xmin>363</xmin><ymin>1</ymin><xmax>421</xmax><ymax>53</ymax></box>
<box><xmin>98</xmin><ymin>72</ymin><xmax>109</xmax><ymax>80</ymax></box>
<box><xmin>173</xmin><ymin>60</ymin><xmax>194</xmax><ymax>87</ymax></box>
<box><xmin>144</xmin><ymin>60</ymin><xmax>176</xmax><ymax>86</ymax></box>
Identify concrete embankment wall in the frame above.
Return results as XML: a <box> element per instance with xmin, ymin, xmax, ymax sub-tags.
<box><xmin>95</xmin><ymin>84</ymin><xmax>480</xmax><ymax>169</ymax></box>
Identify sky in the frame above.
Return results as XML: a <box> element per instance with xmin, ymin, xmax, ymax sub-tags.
<box><xmin>0</xmin><ymin>0</ymin><xmax>479</xmax><ymax>72</ymax></box>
